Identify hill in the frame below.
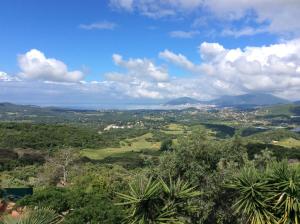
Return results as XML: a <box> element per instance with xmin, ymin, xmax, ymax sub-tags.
<box><xmin>209</xmin><ymin>93</ymin><xmax>289</xmax><ymax>107</ymax></box>
<box><xmin>164</xmin><ymin>97</ymin><xmax>200</xmax><ymax>105</ymax></box>
<box><xmin>0</xmin><ymin>102</ymin><xmax>41</xmax><ymax>112</ymax></box>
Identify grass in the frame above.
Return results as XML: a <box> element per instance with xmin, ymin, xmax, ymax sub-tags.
<box><xmin>99</xmin><ymin>149</ymin><xmax>161</xmax><ymax>169</ymax></box>
<box><xmin>161</xmin><ymin>123</ymin><xmax>187</xmax><ymax>135</ymax></box>
<box><xmin>273</xmin><ymin>138</ymin><xmax>300</xmax><ymax>148</ymax></box>
<box><xmin>81</xmin><ymin>133</ymin><xmax>161</xmax><ymax>160</ymax></box>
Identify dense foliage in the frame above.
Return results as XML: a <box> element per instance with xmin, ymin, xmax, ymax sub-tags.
<box><xmin>0</xmin><ymin>123</ymin><xmax>148</xmax><ymax>150</ymax></box>
<box><xmin>17</xmin><ymin>165</ymin><xmax>129</xmax><ymax>223</ymax></box>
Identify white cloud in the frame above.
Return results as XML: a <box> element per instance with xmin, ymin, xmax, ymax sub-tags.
<box><xmin>199</xmin><ymin>42</ymin><xmax>226</xmax><ymax>61</ymax></box>
<box><xmin>203</xmin><ymin>0</ymin><xmax>300</xmax><ymax>35</ymax></box>
<box><xmin>110</xmin><ymin>0</ymin><xmax>300</xmax><ymax>36</ymax></box>
<box><xmin>79</xmin><ymin>21</ymin><xmax>117</xmax><ymax>30</ymax></box>
<box><xmin>105</xmin><ymin>50</ymin><xmax>239</xmax><ymax>100</ymax></box>
<box><xmin>158</xmin><ymin>39</ymin><xmax>300</xmax><ymax>100</ymax></box>
<box><xmin>112</xmin><ymin>54</ymin><xmax>169</xmax><ymax>82</ymax></box>
<box><xmin>102</xmin><ymin>54</ymin><xmax>171</xmax><ymax>99</ymax></box>
<box><xmin>159</xmin><ymin>50</ymin><xmax>201</xmax><ymax>73</ymax></box>
<box><xmin>169</xmin><ymin>30</ymin><xmax>200</xmax><ymax>39</ymax></box>
<box><xmin>18</xmin><ymin>49</ymin><xmax>84</xmax><ymax>82</ymax></box>
<box><xmin>198</xmin><ymin>39</ymin><xmax>300</xmax><ymax>95</ymax></box>
<box><xmin>109</xmin><ymin>0</ymin><xmax>203</xmax><ymax>18</ymax></box>
<box><xmin>0</xmin><ymin>72</ymin><xmax>20</xmax><ymax>82</ymax></box>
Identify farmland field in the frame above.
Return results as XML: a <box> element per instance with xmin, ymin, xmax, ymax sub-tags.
<box><xmin>273</xmin><ymin>138</ymin><xmax>300</xmax><ymax>148</ymax></box>
<box><xmin>81</xmin><ymin>133</ymin><xmax>161</xmax><ymax>160</ymax></box>
<box><xmin>161</xmin><ymin>123</ymin><xmax>187</xmax><ymax>135</ymax></box>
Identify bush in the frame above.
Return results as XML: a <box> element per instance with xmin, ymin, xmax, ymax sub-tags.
<box><xmin>160</xmin><ymin>139</ymin><xmax>173</xmax><ymax>151</ymax></box>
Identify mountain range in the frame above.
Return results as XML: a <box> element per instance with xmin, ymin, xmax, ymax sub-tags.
<box><xmin>165</xmin><ymin>93</ymin><xmax>290</xmax><ymax>107</ymax></box>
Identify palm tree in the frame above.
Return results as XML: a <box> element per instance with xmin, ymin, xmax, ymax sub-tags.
<box><xmin>0</xmin><ymin>208</ymin><xmax>62</xmax><ymax>224</ymax></box>
<box><xmin>230</xmin><ymin>162</ymin><xmax>300</xmax><ymax>224</ymax></box>
<box><xmin>117</xmin><ymin>176</ymin><xmax>201</xmax><ymax>224</ymax></box>
<box><xmin>228</xmin><ymin>167</ymin><xmax>276</xmax><ymax>224</ymax></box>
<box><xmin>268</xmin><ymin>162</ymin><xmax>300</xmax><ymax>224</ymax></box>
<box><xmin>160</xmin><ymin>176</ymin><xmax>201</xmax><ymax>219</ymax></box>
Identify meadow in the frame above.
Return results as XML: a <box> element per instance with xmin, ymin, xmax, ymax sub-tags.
<box><xmin>81</xmin><ymin>132</ymin><xmax>161</xmax><ymax>160</ymax></box>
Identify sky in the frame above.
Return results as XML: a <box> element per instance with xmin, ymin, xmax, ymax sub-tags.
<box><xmin>1</xmin><ymin>0</ymin><xmax>300</xmax><ymax>108</ymax></box>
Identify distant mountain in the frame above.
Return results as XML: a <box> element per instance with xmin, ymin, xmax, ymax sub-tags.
<box><xmin>165</xmin><ymin>94</ymin><xmax>289</xmax><ymax>107</ymax></box>
<box><xmin>209</xmin><ymin>93</ymin><xmax>290</xmax><ymax>107</ymax></box>
<box><xmin>165</xmin><ymin>97</ymin><xmax>200</xmax><ymax>105</ymax></box>
<box><xmin>0</xmin><ymin>102</ymin><xmax>41</xmax><ymax>112</ymax></box>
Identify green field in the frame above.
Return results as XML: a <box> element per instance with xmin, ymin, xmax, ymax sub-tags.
<box><xmin>81</xmin><ymin>133</ymin><xmax>161</xmax><ymax>160</ymax></box>
<box><xmin>273</xmin><ymin>138</ymin><xmax>300</xmax><ymax>148</ymax></box>
<box><xmin>161</xmin><ymin>123</ymin><xmax>187</xmax><ymax>135</ymax></box>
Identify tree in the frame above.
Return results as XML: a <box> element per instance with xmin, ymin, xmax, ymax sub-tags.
<box><xmin>154</xmin><ymin>130</ymin><xmax>243</xmax><ymax>223</ymax></box>
<box><xmin>42</xmin><ymin>148</ymin><xmax>79</xmax><ymax>185</ymax></box>
<box><xmin>160</xmin><ymin>139</ymin><xmax>173</xmax><ymax>152</ymax></box>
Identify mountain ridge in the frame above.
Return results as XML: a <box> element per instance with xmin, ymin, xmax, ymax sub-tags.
<box><xmin>165</xmin><ymin>93</ymin><xmax>290</xmax><ymax>107</ymax></box>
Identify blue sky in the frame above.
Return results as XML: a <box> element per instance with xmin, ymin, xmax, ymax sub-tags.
<box><xmin>1</xmin><ymin>0</ymin><xmax>300</xmax><ymax>107</ymax></box>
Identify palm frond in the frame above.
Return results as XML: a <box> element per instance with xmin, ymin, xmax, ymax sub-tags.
<box><xmin>229</xmin><ymin>167</ymin><xmax>277</xmax><ymax>224</ymax></box>
<box><xmin>1</xmin><ymin>208</ymin><xmax>62</xmax><ymax>224</ymax></box>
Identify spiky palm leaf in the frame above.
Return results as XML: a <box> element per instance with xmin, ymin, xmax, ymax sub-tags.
<box><xmin>0</xmin><ymin>208</ymin><xmax>62</xmax><ymax>224</ymax></box>
<box><xmin>117</xmin><ymin>176</ymin><xmax>200</xmax><ymax>224</ymax></box>
<box><xmin>229</xmin><ymin>167</ymin><xmax>276</xmax><ymax>224</ymax></box>
<box><xmin>160</xmin><ymin>176</ymin><xmax>201</xmax><ymax>215</ymax></box>
<box><xmin>268</xmin><ymin>162</ymin><xmax>300</xmax><ymax>224</ymax></box>
<box><xmin>160</xmin><ymin>177</ymin><xmax>201</xmax><ymax>200</ymax></box>
<box><xmin>116</xmin><ymin>177</ymin><xmax>170</xmax><ymax>223</ymax></box>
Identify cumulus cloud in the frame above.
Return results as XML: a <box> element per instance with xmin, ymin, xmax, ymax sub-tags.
<box><xmin>112</xmin><ymin>54</ymin><xmax>169</xmax><ymax>82</ymax></box>
<box><xmin>18</xmin><ymin>49</ymin><xmax>84</xmax><ymax>82</ymax></box>
<box><xmin>200</xmin><ymin>39</ymin><xmax>300</xmax><ymax>96</ymax></box>
<box><xmin>199</xmin><ymin>42</ymin><xmax>225</xmax><ymax>61</ymax></box>
<box><xmin>158</xmin><ymin>39</ymin><xmax>300</xmax><ymax>100</ymax></box>
<box><xmin>79</xmin><ymin>21</ymin><xmax>117</xmax><ymax>30</ymax></box>
<box><xmin>102</xmin><ymin>54</ymin><xmax>171</xmax><ymax>99</ymax></box>
<box><xmin>198</xmin><ymin>39</ymin><xmax>300</xmax><ymax>81</ymax></box>
<box><xmin>104</xmin><ymin>51</ymin><xmax>240</xmax><ymax>100</ymax></box>
<box><xmin>159</xmin><ymin>50</ymin><xmax>201</xmax><ymax>73</ymax></box>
